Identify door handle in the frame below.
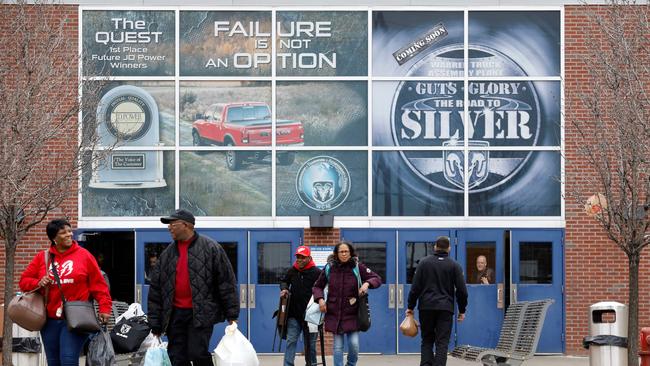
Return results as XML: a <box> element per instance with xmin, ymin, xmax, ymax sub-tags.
<box><xmin>239</xmin><ymin>284</ymin><xmax>247</xmax><ymax>309</ymax></box>
<box><xmin>512</xmin><ymin>284</ymin><xmax>518</xmax><ymax>303</ymax></box>
<box><xmin>397</xmin><ymin>284</ymin><xmax>404</xmax><ymax>308</ymax></box>
<box><xmin>248</xmin><ymin>286</ymin><xmax>256</xmax><ymax>308</ymax></box>
<box><xmin>388</xmin><ymin>284</ymin><xmax>395</xmax><ymax>309</ymax></box>
<box><xmin>497</xmin><ymin>283</ymin><xmax>504</xmax><ymax>309</ymax></box>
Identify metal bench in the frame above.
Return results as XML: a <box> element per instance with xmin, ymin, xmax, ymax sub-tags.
<box><xmin>451</xmin><ymin>299</ymin><xmax>554</xmax><ymax>366</ymax></box>
<box><xmin>94</xmin><ymin>300</ymin><xmax>147</xmax><ymax>366</ymax></box>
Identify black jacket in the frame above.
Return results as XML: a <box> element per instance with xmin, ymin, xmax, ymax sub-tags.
<box><xmin>407</xmin><ymin>251</ymin><xmax>468</xmax><ymax>314</ymax></box>
<box><xmin>148</xmin><ymin>233</ymin><xmax>239</xmax><ymax>334</ymax></box>
<box><xmin>280</xmin><ymin>265</ymin><xmax>322</xmax><ymax>321</ymax></box>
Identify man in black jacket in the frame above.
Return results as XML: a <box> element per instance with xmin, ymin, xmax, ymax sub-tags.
<box><xmin>406</xmin><ymin>236</ymin><xmax>468</xmax><ymax>366</ymax></box>
<box><xmin>149</xmin><ymin>209</ymin><xmax>239</xmax><ymax>366</ymax></box>
<box><xmin>280</xmin><ymin>246</ymin><xmax>322</xmax><ymax>366</ymax></box>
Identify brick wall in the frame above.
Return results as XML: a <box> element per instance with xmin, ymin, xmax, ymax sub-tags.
<box><xmin>564</xmin><ymin>5</ymin><xmax>650</xmax><ymax>354</ymax></box>
<box><xmin>303</xmin><ymin>228</ymin><xmax>340</xmax><ymax>355</ymax></box>
<box><xmin>0</xmin><ymin>5</ymin><xmax>79</xmax><ymax>300</ymax></box>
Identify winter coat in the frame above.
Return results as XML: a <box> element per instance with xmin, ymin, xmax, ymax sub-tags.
<box><xmin>148</xmin><ymin>233</ymin><xmax>239</xmax><ymax>334</ymax></box>
<box><xmin>407</xmin><ymin>250</ymin><xmax>468</xmax><ymax>314</ymax></box>
<box><xmin>280</xmin><ymin>265</ymin><xmax>322</xmax><ymax>321</ymax></box>
<box><xmin>19</xmin><ymin>242</ymin><xmax>112</xmax><ymax>318</ymax></box>
<box><xmin>312</xmin><ymin>256</ymin><xmax>382</xmax><ymax>334</ymax></box>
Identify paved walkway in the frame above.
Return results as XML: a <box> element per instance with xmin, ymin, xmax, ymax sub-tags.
<box><xmin>257</xmin><ymin>354</ymin><xmax>589</xmax><ymax>365</ymax></box>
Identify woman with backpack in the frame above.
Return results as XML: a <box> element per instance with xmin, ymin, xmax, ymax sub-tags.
<box><xmin>312</xmin><ymin>241</ymin><xmax>382</xmax><ymax>366</ymax></box>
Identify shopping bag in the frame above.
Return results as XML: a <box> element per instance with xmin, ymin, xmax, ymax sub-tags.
<box><xmin>115</xmin><ymin>303</ymin><xmax>145</xmax><ymax>324</ymax></box>
<box><xmin>140</xmin><ymin>337</ymin><xmax>171</xmax><ymax>366</ymax></box>
<box><xmin>213</xmin><ymin>323</ymin><xmax>259</xmax><ymax>366</ymax></box>
<box><xmin>399</xmin><ymin>313</ymin><xmax>419</xmax><ymax>337</ymax></box>
<box><xmin>304</xmin><ymin>286</ymin><xmax>327</xmax><ymax>326</ymax></box>
<box><xmin>85</xmin><ymin>326</ymin><xmax>116</xmax><ymax>366</ymax></box>
<box><xmin>111</xmin><ymin>315</ymin><xmax>151</xmax><ymax>353</ymax></box>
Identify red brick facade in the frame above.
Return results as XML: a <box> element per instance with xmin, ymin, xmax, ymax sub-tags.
<box><xmin>1</xmin><ymin>4</ymin><xmax>648</xmax><ymax>356</ymax></box>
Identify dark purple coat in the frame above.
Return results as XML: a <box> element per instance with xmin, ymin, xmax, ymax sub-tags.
<box><xmin>312</xmin><ymin>257</ymin><xmax>382</xmax><ymax>334</ymax></box>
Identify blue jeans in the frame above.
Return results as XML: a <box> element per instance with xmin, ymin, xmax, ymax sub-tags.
<box><xmin>284</xmin><ymin>318</ymin><xmax>317</xmax><ymax>366</ymax></box>
<box><xmin>333</xmin><ymin>331</ymin><xmax>359</xmax><ymax>366</ymax></box>
<box><xmin>40</xmin><ymin>319</ymin><xmax>89</xmax><ymax>366</ymax></box>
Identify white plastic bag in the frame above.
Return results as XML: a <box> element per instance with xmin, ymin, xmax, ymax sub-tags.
<box><xmin>115</xmin><ymin>302</ymin><xmax>145</xmax><ymax>324</ymax></box>
<box><xmin>139</xmin><ymin>337</ymin><xmax>171</xmax><ymax>366</ymax></box>
<box><xmin>137</xmin><ymin>332</ymin><xmax>158</xmax><ymax>352</ymax></box>
<box><xmin>213</xmin><ymin>323</ymin><xmax>259</xmax><ymax>366</ymax></box>
<box><xmin>305</xmin><ymin>286</ymin><xmax>327</xmax><ymax>326</ymax></box>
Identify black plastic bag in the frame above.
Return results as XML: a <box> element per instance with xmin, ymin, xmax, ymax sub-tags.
<box><xmin>0</xmin><ymin>337</ymin><xmax>42</xmax><ymax>353</ymax></box>
<box><xmin>110</xmin><ymin>315</ymin><xmax>151</xmax><ymax>353</ymax></box>
<box><xmin>582</xmin><ymin>335</ymin><xmax>628</xmax><ymax>349</ymax></box>
<box><xmin>86</xmin><ymin>328</ymin><xmax>116</xmax><ymax>366</ymax></box>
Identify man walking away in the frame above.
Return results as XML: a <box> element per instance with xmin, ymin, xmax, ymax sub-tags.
<box><xmin>148</xmin><ymin>209</ymin><xmax>239</xmax><ymax>366</ymax></box>
<box><xmin>280</xmin><ymin>246</ymin><xmax>322</xmax><ymax>366</ymax></box>
<box><xmin>406</xmin><ymin>236</ymin><xmax>468</xmax><ymax>366</ymax></box>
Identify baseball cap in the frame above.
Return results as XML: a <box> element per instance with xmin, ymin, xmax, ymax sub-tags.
<box><xmin>160</xmin><ymin>209</ymin><xmax>195</xmax><ymax>225</ymax></box>
<box><xmin>295</xmin><ymin>246</ymin><xmax>311</xmax><ymax>257</ymax></box>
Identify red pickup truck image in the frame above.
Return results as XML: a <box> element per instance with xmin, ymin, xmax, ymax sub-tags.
<box><xmin>192</xmin><ymin>102</ymin><xmax>304</xmax><ymax>170</ymax></box>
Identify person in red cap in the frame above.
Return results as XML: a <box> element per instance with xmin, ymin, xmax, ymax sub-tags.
<box><xmin>280</xmin><ymin>245</ymin><xmax>322</xmax><ymax>366</ymax></box>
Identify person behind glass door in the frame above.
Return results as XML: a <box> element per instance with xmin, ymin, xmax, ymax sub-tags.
<box><xmin>312</xmin><ymin>241</ymin><xmax>382</xmax><ymax>366</ymax></box>
<box><xmin>19</xmin><ymin>219</ymin><xmax>111</xmax><ymax>366</ymax></box>
<box><xmin>280</xmin><ymin>245</ymin><xmax>322</xmax><ymax>366</ymax></box>
<box><xmin>148</xmin><ymin>209</ymin><xmax>239</xmax><ymax>366</ymax></box>
<box><xmin>475</xmin><ymin>255</ymin><xmax>495</xmax><ymax>285</ymax></box>
<box><xmin>406</xmin><ymin>236</ymin><xmax>467</xmax><ymax>366</ymax></box>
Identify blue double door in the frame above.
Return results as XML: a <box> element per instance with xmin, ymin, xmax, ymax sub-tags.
<box><xmin>341</xmin><ymin>228</ymin><xmax>565</xmax><ymax>354</ymax></box>
<box><xmin>135</xmin><ymin>228</ymin><xmax>563</xmax><ymax>354</ymax></box>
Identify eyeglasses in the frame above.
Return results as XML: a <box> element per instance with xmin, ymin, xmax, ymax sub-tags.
<box><xmin>338</xmin><ymin>250</ymin><xmax>350</xmax><ymax>254</ymax></box>
<box><xmin>168</xmin><ymin>221</ymin><xmax>186</xmax><ymax>227</ymax></box>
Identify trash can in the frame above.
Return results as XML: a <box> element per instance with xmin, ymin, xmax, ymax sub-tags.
<box><xmin>11</xmin><ymin>322</ymin><xmax>43</xmax><ymax>366</ymax></box>
<box><xmin>583</xmin><ymin>301</ymin><xmax>628</xmax><ymax>366</ymax></box>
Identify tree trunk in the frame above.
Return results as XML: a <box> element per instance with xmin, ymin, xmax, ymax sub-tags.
<box><xmin>628</xmin><ymin>252</ymin><xmax>639</xmax><ymax>366</ymax></box>
<box><xmin>2</xmin><ymin>240</ymin><xmax>17</xmax><ymax>366</ymax></box>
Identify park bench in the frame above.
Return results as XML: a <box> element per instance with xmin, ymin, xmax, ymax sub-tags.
<box><xmin>94</xmin><ymin>300</ymin><xmax>147</xmax><ymax>366</ymax></box>
<box><xmin>451</xmin><ymin>299</ymin><xmax>554</xmax><ymax>366</ymax></box>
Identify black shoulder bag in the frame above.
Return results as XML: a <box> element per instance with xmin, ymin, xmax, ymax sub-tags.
<box><xmin>51</xmin><ymin>259</ymin><xmax>101</xmax><ymax>333</ymax></box>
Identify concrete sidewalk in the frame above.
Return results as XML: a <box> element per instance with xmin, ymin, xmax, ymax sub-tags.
<box><xmin>257</xmin><ymin>354</ymin><xmax>589</xmax><ymax>365</ymax></box>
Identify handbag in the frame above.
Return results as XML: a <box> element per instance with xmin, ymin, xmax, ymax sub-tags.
<box><xmin>357</xmin><ymin>293</ymin><xmax>371</xmax><ymax>332</ymax></box>
<box><xmin>399</xmin><ymin>313</ymin><xmax>419</xmax><ymax>337</ymax></box>
<box><xmin>7</xmin><ymin>250</ymin><xmax>50</xmax><ymax>331</ymax></box>
<box><xmin>51</xmin><ymin>258</ymin><xmax>101</xmax><ymax>333</ymax></box>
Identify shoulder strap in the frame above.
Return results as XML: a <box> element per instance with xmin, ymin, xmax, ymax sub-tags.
<box><xmin>44</xmin><ymin>250</ymin><xmax>50</xmax><ymax>303</ymax></box>
<box><xmin>324</xmin><ymin>263</ymin><xmax>330</xmax><ymax>281</ymax></box>
<box><xmin>50</xmin><ymin>255</ymin><xmax>67</xmax><ymax>303</ymax></box>
<box><xmin>353</xmin><ymin>262</ymin><xmax>362</xmax><ymax>288</ymax></box>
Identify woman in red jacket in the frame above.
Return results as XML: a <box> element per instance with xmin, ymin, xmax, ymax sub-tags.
<box><xmin>19</xmin><ymin>219</ymin><xmax>112</xmax><ymax>366</ymax></box>
<box><xmin>312</xmin><ymin>241</ymin><xmax>382</xmax><ymax>366</ymax></box>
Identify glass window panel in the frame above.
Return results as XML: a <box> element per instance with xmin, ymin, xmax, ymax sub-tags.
<box><xmin>373</xmin><ymin>151</ymin><xmax>463</xmax><ymax>216</ymax></box>
<box><xmin>276</xmin><ymin>11</ymin><xmax>367</xmax><ymax>77</ymax></box>
<box><xmin>179</xmin><ymin>11</ymin><xmax>272</xmax><ymax>77</ymax></box>
<box><xmin>220</xmin><ymin>242</ymin><xmax>238</xmax><ymax>281</ymax></box>
<box><xmin>353</xmin><ymin>243</ymin><xmax>386</xmax><ymax>283</ymax></box>
<box><xmin>519</xmin><ymin>242</ymin><xmax>552</xmax><ymax>284</ymax></box>
<box><xmin>405</xmin><ymin>241</ymin><xmax>436</xmax><ymax>284</ymax></box>
<box><xmin>258</xmin><ymin>243</ymin><xmax>291</xmax><ymax>284</ymax></box>
<box><xmin>468</xmin><ymin>151</ymin><xmax>560</xmax><ymax>216</ymax></box>
<box><xmin>467</xmin><ymin>242</ymin><xmax>496</xmax><ymax>285</ymax></box>
<box><xmin>82</xmin><ymin>151</ymin><xmax>175</xmax><ymax>216</ymax></box>
<box><xmin>372</xmin><ymin>11</ymin><xmax>464</xmax><ymax>77</ymax></box>
<box><xmin>87</xmin><ymin>81</ymin><xmax>175</xmax><ymax>147</ymax></box>
<box><xmin>277</xmin><ymin>81</ymin><xmax>367</xmax><ymax>146</ymax></box>
<box><xmin>180</xmin><ymin>151</ymin><xmax>271</xmax><ymax>216</ymax></box>
<box><xmin>180</xmin><ymin>81</ymin><xmax>272</xmax><ymax>146</ymax></box>
<box><xmin>144</xmin><ymin>242</ymin><xmax>168</xmax><ymax>285</ymax></box>
<box><xmin>82</xmin><ymin>10</ymin><xmax>175</xmax><ymax>77</ymax></box>
<box><xmin>276</xmin><ymin>151</ymin><xmax>367</xmax><ymax>216</ymax></box>
<box><xmin>465</xmin><ymin>81</ymin><xmax>560</xmax><ymax>147</ymax></box>
<box><xmin>373</xmin><ymin>81</ymin><xmax>464</xmax><ymax>147</ymax></box>
<box><xmin>469</xmin><ymin>11</ymin><xmax>561</xmax><ymax>77</ymax></box>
